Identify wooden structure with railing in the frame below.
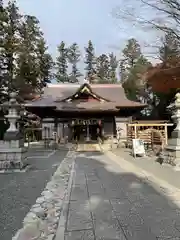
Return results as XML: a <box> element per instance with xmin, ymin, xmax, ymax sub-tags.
<box><xmin>127</xmin><ymin>121</ymin><xmax>173</xmax><ymax>154</ymax></box>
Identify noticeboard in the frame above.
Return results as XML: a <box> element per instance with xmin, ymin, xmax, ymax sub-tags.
<box><xmin>132</xmin><ymin>139</ymin><xmax>145</xmax><ymax>157</ymax></box>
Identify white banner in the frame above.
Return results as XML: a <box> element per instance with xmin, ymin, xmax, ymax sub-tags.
<box><xmin>132</xmin><ymin>139</ymin><xmax>145</xmax><ymax>157</ymax></box>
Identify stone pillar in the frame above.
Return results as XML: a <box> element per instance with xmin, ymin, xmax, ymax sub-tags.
<box><xmin>162</xmin><ymin>92</ymin><xmax>180</xmax><ymax>169</ymax></box>
<box><xmin>0</xmin><ymin>92</ymin><xmax>27</xmax><ymax>172</ymax></box>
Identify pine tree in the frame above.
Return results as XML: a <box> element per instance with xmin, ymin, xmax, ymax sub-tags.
<box><xmin>2</xmin><ymin>0</ymin><xmax>21</xmax><ymax>94</ymax></box>
<box><xmin>67</xmin><ymin>43</ymin><xmax>82</xmax><ymax>83</ymax></box>
<box><xmin>121</xmin><ymin>38</ymin><xmax>151</xmax><ymax>101</ymax></box>
<box><xmin>108</xmin><ymin>52</ymin><xmax>118</xmax><ymax>83</ymax></box>
<box><xmin>159</xmin><ymin>32</ymin><xmax>180</xmax><ymax>67</ymax></box>
<box><xmin>122</xmin><ymin>38</ymin><xmax>141</xmax><ymax>68</ymax></box>
<box><xmin>16</xmin><ymin>15</ymin><xmax>43</xmax><ymax>96</ymax></box>
<box><xmin>0</xmin><ymin>0</ymin><xmax>8</xmax><ymax>101</ymax></box>
<box><xmin>0</xmin><ymin>0</ymin><xmax>54</xmax><ymax>102</ymax></box>
<box><xmin>56</xmin><ymin>41</ymin><xmax>68</xmax><ymax>83</ymax></box>
<box><xmin>0</xmin><ymin>0</ymin><xmax>21</xmax><ymax>138</ymax></box>
<box><xmin>84</xmin><ymin>40</ymin><xmax>96</xmax><ymax>83</ymax></box>
<box><xmin>96</xmin><ymin>54</ymin><xmax>109</xmax><ymax>83</ymax></box>
<box><xmin>36</xmin><ymin>37</ymin><xmax>54</xmax><ymax>90</ymax></box>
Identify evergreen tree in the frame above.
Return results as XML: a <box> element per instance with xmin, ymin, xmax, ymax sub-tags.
<box><xmin>84</xmin><ymin>40</ymin><xmax>96</xmax><ymax>83</ymax></box>
<box><xmin>0</xmin><ymin>1</ymin><xmax>54</xmax><ymax>101</ymax></box>
<box><xmin>119</xmin><ymin>59</ymin><xmax>126</xmax><ymax>83</ymax></box>
<box><xmin>121</xmin><ymin>38</ymin><xmax>151</xmax><ymax>101</ymax></box>
<box><xmin>122</xmin><ymin>38</ymin><xmax>141</xmax><ymax>68</ymax></box>
<box><xmin>108</xmin><ymin>52</ymin><xmax>118</xmax><ymax>83</ymax></box>
<box><xmin>159</xmin><ymin>32</ymin><xmax>180</xmax><ymax>67</ymax></box>
<box><xmin>1</xmin><ymin>0</ymin><xmax>21</xmax><ymax>94</ymax></box>
<box><xmin>0</xmin><ymin>0</ymin><xmax>21</xmax><ymax>138</ymax></box>
<box><xmin>36</xmin><ymin>37</ymin><xmax>54</xmax><ymax>90</ymax></box>
<box><xmin>0</xmin><ymin>0</ymin><xmax>8</xmax><ymax>101</ymax></box>
<box><xmin>56</xmin><ymin>41</ymin><xmax>68</xmax><ymax>83</ymax></box>
<box><xmin>123</xmin><ymin>55</ymin><xmax>152</xmax><ymax>100</ymax></box>
<box><xmin>67</xmin><ymin>43</ymin><xmax>82</xmax><ymax>83</ymax></box>
<box><xmin>96</xmin><ymin>54</ymin><xmax>109</xmax><ymax>83</ymax></box>
<box><xmin>16</xmin><ymin>15</ymin><xmax>45</xmax><ymax>96</ymax></box>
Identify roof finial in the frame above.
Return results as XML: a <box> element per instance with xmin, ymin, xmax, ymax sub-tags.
<box><xmin>83</xmin><ymin>77</ymin><xmax>89</xmax><ymax>84</ymax></box>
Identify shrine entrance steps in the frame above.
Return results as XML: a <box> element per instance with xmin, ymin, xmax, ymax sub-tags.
<box><xmin>76</xmin><ymin>143</ymin><xmax>101</xmax><ymax>152</ymax></box>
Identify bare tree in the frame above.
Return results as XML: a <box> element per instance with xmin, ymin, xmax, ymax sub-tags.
<box><xmin>112</xmin><ymin>0</ymin><xmax>180</xmax><ymax>41</ymax></box>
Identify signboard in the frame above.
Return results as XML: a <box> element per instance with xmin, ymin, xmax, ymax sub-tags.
<box><xmin>132</xmin><ymin>139</ymin><xmax>145</xmax><ymax>157</ymax></box>
<box><xmin>71</xmin><ymin>119</ymin><xmax>101</xmax><ymax>125</ymax></box>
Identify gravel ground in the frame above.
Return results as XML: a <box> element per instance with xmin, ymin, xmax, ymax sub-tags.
<box><xmin>0</xmin><ymin>148</ymin><xmax>68</xmax><ymax>240</ymax></box>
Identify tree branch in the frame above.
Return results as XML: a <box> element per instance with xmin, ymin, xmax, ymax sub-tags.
<box><xmin>113</xmin><ymin>0</ymin><xmax>180</xmax><ymax>41</ymax></box>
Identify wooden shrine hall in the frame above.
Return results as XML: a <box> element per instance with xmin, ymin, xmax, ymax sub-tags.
<box><xmin>25</xmin><ymin>83</ymin><xmax>146</xmax><ymax>142</ymax></box>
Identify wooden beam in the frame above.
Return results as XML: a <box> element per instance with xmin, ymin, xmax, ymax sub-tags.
<box><xmin>128</xmin><ymin>123</ymin><xmax>173</xmax><ymax>127</ymax></box>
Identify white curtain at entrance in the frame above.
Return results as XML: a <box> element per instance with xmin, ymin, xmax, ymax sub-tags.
<box><xmin>57</xmin><ymin>123</ymin><xmax>63</xmax><ymax>139</ymax></box>
<box><xmin>42</xmin><ymin>121</ymin><xmax>54</xmax><ymax>139</ymax></box>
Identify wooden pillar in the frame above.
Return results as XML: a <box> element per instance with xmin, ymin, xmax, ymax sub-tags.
<box><xmin>54</xmin><ymin>117</ymin><xmax>58</xmax><ymax>132</ymax></box>
<box><xmin>62</xmin><ymin>123</ymin><xmax>64</xmax><ymax>139</ymax></box>
<box><xmin>165</xmin><ymin>123</ymin><xmax>168</xmax><ymax>145</ymax></box>
<box><xmin>134</xmin><ymin>125</ymin><xmax>137</xmax><ymax>139</ymax></box>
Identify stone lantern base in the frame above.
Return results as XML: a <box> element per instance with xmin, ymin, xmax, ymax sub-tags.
<box><xmin>158</xmin><ymin>129</ymin><xmax>180</xmax><ymax>170</ymax></box>
<box><xmin>0</xmin><ymin>139</ymin><xmax>28</xmax><ymax>172</ymax></box>
<box><xmin>158</xmin><ymin>92</ymin><xmax>180</xmax><ymax>170</ymax></box>
<box><xmin>160</xmin><ymin>146</ymin><xmax>180</xmax><ymax>167</ymax></box>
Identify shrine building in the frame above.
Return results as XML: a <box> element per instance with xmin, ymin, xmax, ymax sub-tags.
<box><xmin>25</xmin><ymin>82</ymin><xmax>146</xmax><ymax>142</ymax></box>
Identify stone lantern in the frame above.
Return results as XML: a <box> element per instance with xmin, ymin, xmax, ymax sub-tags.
<box><xmin>161</xmin><ymin>92</ymin><xmax>180</xmax><ymax>170</ymax></box>
<box><xmin>0</xmin><ymin>92</ymin><xmax>27</xmax><ymax>172</ymax></box>
<box><xmin>3</xmin><ymin>92</ymin><xmax>23</xmax><ymax>141</ymax></box>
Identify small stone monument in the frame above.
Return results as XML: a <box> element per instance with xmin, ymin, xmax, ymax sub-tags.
<box><xmin>0</xmin><ymin>92</ymin><xmax>27</xmax><ymax>172</ymax></box>
<box><xmin>161</xmin><ymin>92</ymin><xmax>180</xmax><ymax>170</ymax></box>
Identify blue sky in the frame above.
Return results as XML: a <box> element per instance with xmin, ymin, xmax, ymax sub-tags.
<box><xmin>13</xmin><ymin>0</ymin><xmax>160</xmax><ymax>60</ymax></box>
<box><xmin>4</xmin><ymin>0</ymin><xmax>161</xmax><ymax>81</ymax></box>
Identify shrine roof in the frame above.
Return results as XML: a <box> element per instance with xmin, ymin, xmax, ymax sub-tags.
<box><xmin>54</xmin><ymin>101</ymin><xmax>118</xmax><ymax>112</ymax></box>
<box><xmin>43</xmin><ymin>83</ymin><xmax>125</xmax><ymax>102</ymax></box>
<box><xmin>25</xmin><ymin>83</ymin><xmax>146</xmax><ymax>109</ymax></box>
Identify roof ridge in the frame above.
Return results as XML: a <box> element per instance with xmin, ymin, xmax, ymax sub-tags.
<box><xmin>46</xmin><ymin>83</ymin><xmax>122</xmax><ymax>88</ymax></box>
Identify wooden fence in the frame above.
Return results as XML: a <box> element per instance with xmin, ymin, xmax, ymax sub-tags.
<box><xmin>127</xmin><ymin>121</ymin><xmax>173</xmax><ymax>154</ymax></box>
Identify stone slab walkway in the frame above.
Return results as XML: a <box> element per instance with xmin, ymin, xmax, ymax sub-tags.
<box><xmin>55</xmin><ymin>151</ymin><xmax>180</xmax><ymax>240</ymax></box>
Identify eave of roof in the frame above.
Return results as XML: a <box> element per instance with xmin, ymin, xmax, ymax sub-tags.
<box><xmin>25</xmin><ymin>83</ymin><xmax>146</xmax><ymax>109</ymax></box>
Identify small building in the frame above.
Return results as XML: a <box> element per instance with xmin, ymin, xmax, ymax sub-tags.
<box><xmin>25</xmin><ymin>83</ymin><xmax>146</xmax><ymax>142</ymax></box>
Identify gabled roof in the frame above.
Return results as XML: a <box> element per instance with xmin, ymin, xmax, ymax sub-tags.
<box><xmin>55</xmin><ymin>83</ymin><xmax>110</xmax><ymax>102</ymax></box>
<box><xmin>42</xmin><ymin>83</ymin><xmax>126</xmax><ymax>102</ymax></box>
<box><xmin>25</xmin><ymin>83</ymin><xmax>146</xmax><ymax>109</ymax></box>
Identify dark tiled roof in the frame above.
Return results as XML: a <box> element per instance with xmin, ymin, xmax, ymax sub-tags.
<box><xmin>25</xmin><ymin>83</ymin><xmax>146</xmax><ymax>109</ymax></box>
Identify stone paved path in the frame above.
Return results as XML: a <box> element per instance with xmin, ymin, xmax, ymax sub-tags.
<box><xmin>59</xmin><ymin>151</ymin><xmax>180</xmax><ymax>240</ymax></box>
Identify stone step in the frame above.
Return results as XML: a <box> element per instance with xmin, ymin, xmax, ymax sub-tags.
<box><xmin>76</xmin><ymin>143</ymin><xmax>100</xmax><ymax>152</ymax></box>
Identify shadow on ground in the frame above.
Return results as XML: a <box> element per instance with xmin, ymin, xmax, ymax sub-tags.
<box><xmin>112</xmin><ymin>148</ymin><xmax>180</xmax><ymax>190</ymax></box>
<box><xmin>65</xmin><ymin>150</ymin><xmax>180</xmax><ymax>240</ymax></box>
